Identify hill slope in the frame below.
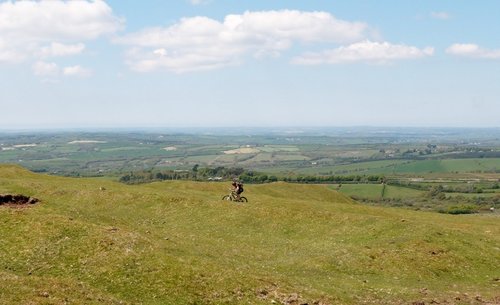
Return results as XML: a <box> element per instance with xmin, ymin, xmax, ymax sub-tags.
<box><xmin>0</xmin><ymin>165</ymin><xmax>499</xmax><ymax>305</ymax></box>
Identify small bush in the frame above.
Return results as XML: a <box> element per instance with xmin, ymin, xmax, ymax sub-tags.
<box><xmin>439</xmin><ymin>205</ymin><xmax>478</xmax><ymax>215</ymax></box>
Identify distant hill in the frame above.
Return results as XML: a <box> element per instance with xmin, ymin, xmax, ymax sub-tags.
<box><xmin>1</xmin><ymin>165</ymin><xmax>498</xmax><ymax>304</ymax></box>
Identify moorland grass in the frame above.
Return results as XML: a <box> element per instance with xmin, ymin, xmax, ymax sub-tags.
<box><xmin>0</xmin><ymin>165</ymin><xmax>499</xmax><ymax>305</ymax></box>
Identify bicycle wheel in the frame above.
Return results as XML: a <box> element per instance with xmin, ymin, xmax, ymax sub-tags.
<box><xmin>222</xmin><ymin>195</ymin><xmax>232</xmax><ymax>201</ymax></box>
<box><xmin>239</xmin><ymin>197</ymin><xmax>248</xmax><ymax>202</ymax></box>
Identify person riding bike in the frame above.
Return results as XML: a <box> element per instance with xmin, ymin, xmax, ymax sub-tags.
<box><xmin>223</xmin><ymin>181</ymin><xmax>247</xmax><ymax>202</ymax></box>
<box><xmin>231</xmin><ymin>181</ymin><xmax>244</xmax><ymax>200</ymax></box>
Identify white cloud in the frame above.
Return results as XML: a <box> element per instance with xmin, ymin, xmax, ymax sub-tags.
<box><xmin>63</xmin><ymin>65</ymin><xmax>92</xmax><ymax>77</ymax></box>
<box><xmin>0</xmin><ymin>39</ymin><xmax>24</xmax><ymax>63</ymax></box>
<box><xmin>114</xmin><ymin>10</ymin><xmax>371</xmax><ymax>73</ymax></box>
<box><xmin>38</xmin><ymin>42</ymin><xmax>86</xmax><ymax>58</ymax></box>
<box><xmin>430</xmin><ymin>11</ymin><xmax>451</xmax><ymax>20</ymax></box>
<box><xmin>32</xmin><ymin>61</ymin><xmax>92</xmax><ymax>78</ymax></box>
<box><xmin>446</xmin><ymin>43</ymin><xmax>500</xmax><ymax>59</ymax></box>
<box><xmin>292</xmin><ymin>41</ymin><xmax>434</xmax><ymax>65</ymax></box>
<box><xmin>32</xmin><ymin>61</ymin><xmax>60</xmax><ymax>76</ymax></box>
<box><xmin>0</xmin><ymin>0</ymin><xmax>122</xmax><ymax>66</ymax></box>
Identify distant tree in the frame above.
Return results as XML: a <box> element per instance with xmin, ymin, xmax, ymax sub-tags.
<box><xmin>428</xmin><ymin>185</ymin><xmax>444</xmax><ymax>198</ymax></box>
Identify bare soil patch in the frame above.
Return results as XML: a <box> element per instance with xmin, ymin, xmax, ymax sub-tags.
<box><xmin>163</xmin><ymin>146</ymin><xmax>177</xmax><ymax>151</ymax></box>
<box><xmin>0</xmin><ymin>194</ymin><xmax>39</xmax><ymax>208</ymax></box>
<box><xmin>223</xmin><ymin>147</ymin><xmax>260</xmax><ymax>154</ymax></box>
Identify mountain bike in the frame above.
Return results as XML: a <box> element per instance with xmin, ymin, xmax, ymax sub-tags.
<box><xmin>222</xmin><ymin>191</ymin><xmax>248</xmax><ymax>202</ymax></box>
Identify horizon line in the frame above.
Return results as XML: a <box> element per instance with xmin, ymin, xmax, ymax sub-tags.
<box><xmin>1</xmin><ymin>125</ymin><xmax>500</xmax><ymax>133</ymax></box>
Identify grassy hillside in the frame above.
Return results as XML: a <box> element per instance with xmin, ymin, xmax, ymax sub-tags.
<box><xmin>1</xmin><ymin>165</ymin><xmax>499</xmax><ymax>305</ymax></box>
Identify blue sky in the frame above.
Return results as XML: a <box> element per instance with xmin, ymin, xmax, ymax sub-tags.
<box><xmin>0</xmin><ymin>0</ymin><xmax>499</xmax><ymax>129</ymax></box>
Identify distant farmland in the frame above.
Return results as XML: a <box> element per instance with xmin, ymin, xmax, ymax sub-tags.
<box><xmin>0</xmin><ymin>130</ymin><xmax>499</xmax><ymax>180</ymax></box>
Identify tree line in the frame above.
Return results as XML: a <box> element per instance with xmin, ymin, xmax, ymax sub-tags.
<box><xmin>118</xmin><ymin>165</ymin><xmax>386</xmax><ymax>185</ymax></box>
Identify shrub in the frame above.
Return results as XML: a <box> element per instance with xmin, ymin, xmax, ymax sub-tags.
<box><xmin>439</xmin><ymin>205</ymin><xmax>478</xmax><ymax>215</ymax></box>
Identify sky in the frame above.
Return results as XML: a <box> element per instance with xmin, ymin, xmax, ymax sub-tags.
<box><xmin>0</xmin><ymin>0</ymin><xmax>499</xmax><ymax>129</ymax></box>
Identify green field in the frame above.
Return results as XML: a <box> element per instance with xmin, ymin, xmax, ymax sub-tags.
<box><xmin>1</xmin><ymin>165</ymin><xmax>499</xmax><ymax>304</ymax></box>
<box><xmin>286</xmin><ymin>159</ymin><xmax>500</xmax><ymax>176</ymax></box>
<box><xmin>258</xmin><ymin>145</ymin><xmax>300</xmax><ymax>152</ymax></box>
<box><xmin>376</xmin><ymin>159</ymin><xmax>500</xmax><ymax>174</ymax></box>
<box><xmin>336</xmin><ymin>184</ymin><xmax>384</xmax><ymax>199</ymax></box>
<box><xmin>383</xmin><ymin>185</ymin><xmax>425</xmax><ymax>198</ymax></box>
<box><xmin>336</xmin><ymin>184</ymin><xmax>425</xmax><ymax>200</ymax></box>
<box><xmin>445</xmin><ymin>192</ymin><xmax>500</xmax><ymax>199</ymax></box>
<box><xmin>335</xmin><ymin>183</ymin><xmax>498</xmax><ymax>213</ymax></box>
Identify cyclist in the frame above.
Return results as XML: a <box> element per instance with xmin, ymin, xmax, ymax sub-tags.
<box><xmin>231</xmin><ymin>181</ymin><xmax>244</xmax><ymax>200</ymax></box>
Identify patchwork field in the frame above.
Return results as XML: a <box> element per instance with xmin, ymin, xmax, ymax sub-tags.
<box><xmin>1</xmin><ymin>130</ymin><xmax>499</xmax><ymax>179</ymax></box>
